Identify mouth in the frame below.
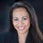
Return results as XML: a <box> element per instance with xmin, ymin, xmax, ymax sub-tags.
<box><xmin>18</xmin><ymin>26</ymin><xmax>25</xmax><ymax>30</ymax></box>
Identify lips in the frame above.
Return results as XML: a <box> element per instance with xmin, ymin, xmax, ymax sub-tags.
<box><xmin>18</xmin><ymin>26</ymin><xmax>25</xmax><ymax>30</ymax></box>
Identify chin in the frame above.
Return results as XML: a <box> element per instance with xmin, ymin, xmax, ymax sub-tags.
<box><xmin>17</xmin><ymin>30</ymin><xmax>28</xmax><ymax>34</ymax></box>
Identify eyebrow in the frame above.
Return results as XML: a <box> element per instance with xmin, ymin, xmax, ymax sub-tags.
<box><xmin>22</xmin><ymin>16</ymin><xmax>29</xmax><ymax>18</ymax></box>
<box><xmin>13</xmin><ymin>17</ymin><xmax>18</xmax><ymax>18</ymax></box>
<box><xmin>13</xmin><ymin>17</ymin><xmax>18</xmax><ymax>20</ymax></box>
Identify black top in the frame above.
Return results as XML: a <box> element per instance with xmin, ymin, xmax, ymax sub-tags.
<box><xmin>0</xmin><ymin>31</ymin><xmax>42</xmax><ymax>43</ymax></box>
<box><xmin>0</xmin><ymin>31</ymin><xmax>34</xmax><ymax>43</ymax></box>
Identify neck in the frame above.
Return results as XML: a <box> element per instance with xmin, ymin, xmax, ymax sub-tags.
<box><xmin>18</xmin><ymin>31</ymin><xmax>29</xmax><ymax>43</ymax></box>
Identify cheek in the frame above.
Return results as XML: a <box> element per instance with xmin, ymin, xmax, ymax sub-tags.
<box><xmin>25</xmin><ymin>20</ymin><xmax>31</xmax><ymax>31</ymax></box>
<box><xmin>24</xmin><ymin>19</ymin><xmax>30</xmax><ymax>26</ymax></box>
<box><xmin>13</xmin><ymin>21</ymin><xmax>19</xmax><ymax>31</ymax></box>
<box><xmin>13</xmin><ymin>20</ymin><xmax>18</xmax><ymax>27</ymax></box>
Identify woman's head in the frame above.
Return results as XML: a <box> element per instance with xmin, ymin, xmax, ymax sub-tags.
<box><xmin>10</xmin><ymin>1</ymin><xmax>38</xmax><ymax>33</ymax></box>
<box><xmin>12</xmin><ymin>7</ymin><xmax>31</xmax><ymax>34</ymax></box>
<box><xmin>9</xmin><ymin>1</ymin><xmax>32</xmax><ymax>33</ymax></box>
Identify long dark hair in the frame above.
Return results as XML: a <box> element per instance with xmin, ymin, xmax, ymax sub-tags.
<box><xmin>9</xmin><ymin>1</ymin><xmax>41</xmax><ymax>43</ymax></box>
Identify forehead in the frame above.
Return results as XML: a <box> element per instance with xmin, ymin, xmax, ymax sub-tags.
<box><xmin>12</xmin><ymin>7</ymin><xmax>30</xmax><ymax>17</ymax></box>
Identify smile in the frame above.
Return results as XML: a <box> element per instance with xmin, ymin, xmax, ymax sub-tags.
<box><xmin>18</xmin><ymin>26</ymin><xmax>25</xmax><ymax>30</ymax></box>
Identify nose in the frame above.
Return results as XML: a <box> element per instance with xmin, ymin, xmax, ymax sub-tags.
<box><xmin>18</xmin><ymin>20</ymin><xmax>23</xmax><ymax>26</ymax></box>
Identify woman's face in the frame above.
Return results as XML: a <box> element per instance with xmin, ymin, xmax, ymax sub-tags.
<box><xmin>12</xmin><ymin>8</ymin><xmax>31</xmax><ymax>34</ymax></box>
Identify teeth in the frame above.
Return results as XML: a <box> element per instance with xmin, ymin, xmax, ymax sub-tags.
<box><xmin>18</xmin><ymin>26</ymin><xmax>24</xmax><ymax>30</ymax></box>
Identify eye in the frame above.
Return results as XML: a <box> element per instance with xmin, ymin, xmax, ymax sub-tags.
<box><xmin>13</xmin><ymin>18</ymin><xmax>18</xmax><ymax>21</ymax></box>
<box><xmin>23</xmin><ymin>17</ymin><xmax>27</xmax><ymax>20</ymax></box>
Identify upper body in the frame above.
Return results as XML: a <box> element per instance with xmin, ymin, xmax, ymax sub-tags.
<box><xmin>0</xmin><ymin>32</ymin><xmax>37</xmax><ymax>43</ymax></box>
<box><xmin>0</xmin><ymin>1</ymin><xmax>42</xmax><ymax>43</ymax></box>
<box><xmin>0</xmin><ymin>30</ymin><xmax>42</xmax><ymax>43</ymax></box>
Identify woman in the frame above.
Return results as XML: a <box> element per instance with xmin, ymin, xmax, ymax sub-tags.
<box><xmin>2</xmin><ymin>1</ymin><xmax>42</xmax><ymax>43</ymax></box>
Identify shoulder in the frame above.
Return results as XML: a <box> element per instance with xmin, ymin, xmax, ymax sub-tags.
<box><xmin>0</xmin><ymin>32</ymin><xmax>9</xmax><ymax>43</ymax></box>
<box><xmin>0</xmin><ymin>32</ymin><xmax>18</xmax><ymax>43</ymax></box>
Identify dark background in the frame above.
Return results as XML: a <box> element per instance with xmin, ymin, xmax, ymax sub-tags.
<box><xmin>0</xmin><ymin>0</ymin><xmax>43</xmax><ymax>43</ymax></box>
<box><xmin>0</xmin><ymin>0</ymin><xmax>43</xmax><ymax>33</ymax></box>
